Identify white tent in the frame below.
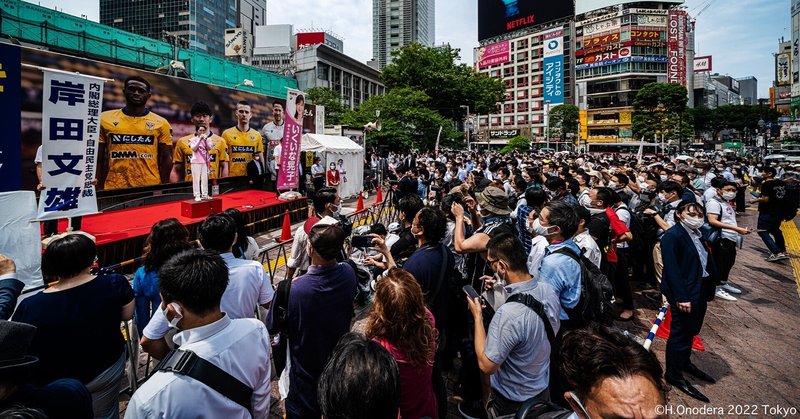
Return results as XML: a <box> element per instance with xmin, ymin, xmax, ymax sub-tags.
<box><xmin>301</xmin><ymin>134</ymin><xmax>364</xmax><ymax>199</ymax></box>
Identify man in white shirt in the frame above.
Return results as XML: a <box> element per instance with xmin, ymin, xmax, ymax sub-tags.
<box><xmin>262</xmin><ymin>102</ymin><xmax>285</xmax><ymax>158</ymax></box>
<box><xmin>141</xmin><ymin>214</ymin><xmax>273</xmax><ymax>359</ymax></box>
<box><xmin>573</xmin><ymin>207</ymin><xmax>602</xmax><ymax>269</ymax></box>
<box><xmin>126</xmin><ymin>249</ymin><xmax>272</xmax><ymax>418</ymax></box>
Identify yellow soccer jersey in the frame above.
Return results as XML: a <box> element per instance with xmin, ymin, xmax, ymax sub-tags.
<box><xmin>173</xmin><ymin>134</ymin><xmax>229</xmax><ymax>180</ymax></box>
<box><xmin>222</xmin><ymin>127</ymin><xmax>263</xmax><ymax>177</ymax></box>
<box><xmin>99</xmin><ymin>109</ymin><xmax>172</xmax><ymax>189</ymax></box>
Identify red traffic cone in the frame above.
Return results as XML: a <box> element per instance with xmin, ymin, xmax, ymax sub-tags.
<box><xmin>375</xmin><ymin>186</ymin><xmax>383</xmax><ymax>204</ymax></box>
<box><xmin>692</xmin><ymin>335</ymin><xmax>705</xmax><ymax>351</ymax></box>
<box><xmin>356</xmin><ymin>192</ymin><xmax>364</xmax><ymax>212</ymax></box>
<box><xmin>277</xmin><ymin>210</ymin><xmax>292</xmax><ymax>242</ymax></box>
<box><xmin>656</xmin><ymin>307</ymin><xmax>672</xmax><ymax>340</ymax></box>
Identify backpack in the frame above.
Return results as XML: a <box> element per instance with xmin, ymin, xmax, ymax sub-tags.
<box><xmin>615</xmin><ymin>206</ymin><xmax>654</xmax><ymax>277</ymax></box>
<box><xmin>783</xmin><ymin>183</ymin><xmax>800</xmax><ymax>222</ymax></box>
<box><xmin>267</xmin><ymin>276</ymin><xmax>292</xmax><ymax>376</ymax></box>
<box><xmin>553</xmin><ymin>247</ymin><xmax>616</xmax><ymax>327</ymax></box>
<box><xmin>344</xmin><ymin>259</ymin><xmax>372</xmax><ymax>307</ymax></box>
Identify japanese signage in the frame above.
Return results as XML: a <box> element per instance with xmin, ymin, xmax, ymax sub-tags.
<box><xmin>793</xmin><ymin>3</ymin><xmax>800</xmax><ymax>88</ymax></box>
<box><xmin>478</xmin><ymin>0</ymin><xmax>574</xmax><ymax>41</ymax></box>
<box><xmin>37</xmin><ymin>70</ymin><xmax>105</xmax><ymax>220</ymax></box>
<box><xmin>477</xmin><ymin>41</ymin><xmax>510</xmax><ymax>69</ymax></box>
<box><xmin>575</xmin><ymin>55</ymin><xmax>667</xmax><ymax>71</ymax></box>
<box><xmin>582</xmin><ymin>32</ymin><xmax>621</xmax><ymax>49</ymax></box>
<box><xmin>489</xmin><ymin>129</ymin><xmax>519</xmax><ymax>139</ymax></box>
<box><xmin>777</xmin><ymin>53</ymin><xmax>791</xmax><ymax>86</ymax></box>
<box><xmin>224</xmin><ymin>28</ymin><xmax>250</xmax><ymax>57</ymax></box>
<box><xmin>694</xmin><ymin>56</ymin><xmax>713</xmax><ymax>72</ymax></box>
<box><xmin>276</xmin><ymin>88</ymin><xmax>304</xmax><ymax>190</ymax></box>
<box><xmin>0</xmin><ymin>44</ymin><xmax>21</xmax><ymax>192</ymax></box>
<box><xmin>297</xmin><ymin>32</ymin><xmax>344</xmax><ymax>52</ymax></box>
<box><xmin>631</xmin><ymin>14</ymin><xmax>668</xmax><ymax>26</ymax></box>
<box><xmin>667</xmin><ymin>10</ymin><xmax>688</xmax><ymax>86</ymax></box>
<box><xmin>578</xmin><ymin>47</ymin><xmax>631</xmax><ymax>65</ymax></box>
<box><xmin>630</xmin><ymin>30</ymin><xmax>663</xmax><ymax>40</ymax></box>
<box><xmin>543</xmin><ymin>30</ymin><xmax>564</xmax><ymax>105</ymax></box>
<box><xmin>581</xmin><ymin>18</ymin><xmax>622</xmax><ymax>36</ymax></box>
<box><xmin>575</xmin><ymin>0</ymin><xmax>682</xmax><ymax>16</ymax></box>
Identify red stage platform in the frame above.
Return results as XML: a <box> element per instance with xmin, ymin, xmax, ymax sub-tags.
<box><xmin>52</xmin><ymin>190</ymin><xmax>308</xmax><ymax>271</ymax></box>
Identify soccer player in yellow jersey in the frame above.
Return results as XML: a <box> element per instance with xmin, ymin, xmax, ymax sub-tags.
<box><xmin>98</xmin><ymin>76</ymin><xmax>172</xmax><ymax>190</ymax></box>
<box><xmin>222</xmin><ymin>100</ymin><xmax>264</xmax><ymax>177</ymax></box>
<box><xmin>170</xmin><ymin>102</ymin><xmax>229</xmax><ymax>183</ymax></box>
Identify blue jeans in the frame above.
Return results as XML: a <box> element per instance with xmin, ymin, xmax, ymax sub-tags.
<box><xmin>757</xmin><ymin>213</ymin><xmax>786</xmax><ymax>255</ymax></box>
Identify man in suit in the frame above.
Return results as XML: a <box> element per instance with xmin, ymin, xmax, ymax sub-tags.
<box><xmin>247</xmin><ymin>155</ymin><xmax>266</xmax><ymax>190</ymax></box>
<box><xmin>660</xmin><ymin>201</ymin><xmax>717</xmax><ymax>403</ymax></box>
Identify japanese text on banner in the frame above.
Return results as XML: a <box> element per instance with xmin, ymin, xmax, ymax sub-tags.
<box><xmin>276</xmin><ymin>88</ymin><xmax>304</xmax><ymax>190</ymax></box>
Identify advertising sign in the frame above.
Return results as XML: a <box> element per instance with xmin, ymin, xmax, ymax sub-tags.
<box><xmin>297</xmin><ymin>32</ymin><xmax>344</xmax><ymax>52</ymax></box>
<box><xmin>37</xmin><ymin>70</ymin><xmax>106</xmax><ymax>220</ymax></box>
<box><xmin>581</xmin><ymin>17</ymin><xmax>622</xmax><ymax>36</ymax></box>
<box><xmin>477</xmin><ymin>41</ymin><xmax>511</xmax><ymax>69</ymax></box>
<box><xmin>777</xmin><ymin>53</ymin><xmax>791</xmax><ymax>86</ymax></box>
<box><xmin>793</xmin><ymin>7</ymin><xmax>800</xmax><ymax>86</ymax></box>
<box><xmin>224</xmin><ymin>28</ymin><xmax>250</xmax><ymax>57</ymax></box>
<box><xmin>478</xmin><ymin>0</ymin><xmax>574</xmax><ymax>41</ymax></box>
<box><xmin>582</xmin><ymin>32</ymin><xmax>621</xmax><ymax>49</ymax></box>
<box><xmin>576</xmin><ymin>0</ymin><xmax>682</xmax><ymax>16</ymax></box>
<box><xmin>667</xmin><ymin>10</ymin><xmax>688</xmax><ymax>86</ymax></box>
<box><xmin>694</xmin><ymin>55</ymin><xmax>713</xmax><ymax>72</ymax></box>
<box><xmin>276</xmin><ymin>88</ymin><xmax>304</xmax><ymax>190</ymax></box>
<box><xmin>543</xmin><ymin>30</ymin><xmax>564</xmax><ymax>105</ymax></box>
<box><xmin>0</xmin><ymin>43</ymin><xmax>21</xmax><ymax>192</ymax></box>
<box><xmin>489</xmin><ymin>129</ymin><xmax>519</xmax><ymax>139</ymax></box>
<box><xmin>575</xmin><ymin>56</ymin><xmax>667</xmax><ymax>71</ymax></box>
<box><xmin>630</xmin><ymin>30</ymin><xmax>663</xmax><ymax>40</ymax></box>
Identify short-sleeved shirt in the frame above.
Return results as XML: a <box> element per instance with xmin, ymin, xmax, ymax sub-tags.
<box><xmin>262</xmin><ymin>121</ymin><xmax>285</xmax><ymax>145</ymax></box>
<box><xmin>706</xmin><ymin>195</ymin><xmax>738</xmax><ymax>240</ymax></box>
<box><xmin>221</xmin><ymin>127</ymin><xmax>264</xmax><ymax>177</ymax></box>
<box><xmin>403</xmin><ymin>244</ymin><xmax>455</xmax><ymax>328</ymax></box>
<box><xmin>538</xmin><ymin>240</ymin><xmax>582</xmax><ymax>320</ymax></box>
<box><xmin>99</xmin><ymin>109</ymin><xmax>172</xmax><ymax>189</ymax></box>
<box><xmin>604</xmin><ymin>207</ymin><xmax>629</xmax><ymax>262</ymax></box>
<box><xmin>12</xmin><ymin>274</ymin><xmax>134</xmax><ymax>385</ymax></box>
<box><xmin>173</xmin><ymin>134</ymin><xmax>229</xmax><ymax>180</ymax></box>
<box><xmin>760</xmin><ymin>179</ymin><xmax>788</xmax><ymax>216</ymax></box>
<box><xmin>484</xmin><ymin>278</ymin><xmax>560</xmax><ymax>402</ymax></box>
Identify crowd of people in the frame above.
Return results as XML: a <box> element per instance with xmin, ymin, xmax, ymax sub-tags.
<box><xmin>1</xmin><ymin>146</ymin><xmax>797</xmax><ymax>418</ymax></box>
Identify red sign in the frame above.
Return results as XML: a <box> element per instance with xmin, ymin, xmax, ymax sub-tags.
<box><xmin>667</xmin><ymin>10</ymin><xmax>688</xmax><ymax>86</ymax></box>
<box><xmin>693</xmin><ymin>55</ymin><xmax>713</xmax><ymax>72</ymax></box>
<box><xmin>297</xmin><ymin>32</ymin><xmax>325</xmax><ymax>49</ymax></box>
<box><xmin>477</xmin><ymin>41</ymin><xmax>510</xmax><ymax>69</ymax></box>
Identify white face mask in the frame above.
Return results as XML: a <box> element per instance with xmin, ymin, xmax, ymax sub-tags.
<box><xmin>639</xmin><ymin>182</ymin><xmax>649</xmax><ymax>190</ymax></box>
<box><xmin>532</xmin><ymin>218</ymin><xmax>558</xmax><ymax>237</ymax></box>
<box><xmin>722</xmin><ymin>191</ymin><xmax>736</xmax><ymax>201</ymax></box>
<box><xmin>660</xmin><ymin>175</ymin><xmax>668</xmax><ymax>182</ymax></box>
<box><xmin>658</xmin><ymin>193</ymin><xmax>667</xmax><ymax>202</ymax></box>
<box><xmin>607</xmin><ymin>181</ymin><xmax>618</xmax><ymax>189</ymax></box>
<box><xmin>162</xmin><ymin>302</ymin><xmax>183</xmax><ymax>329</ymax></box>
<box><xmin>682</xmin><ymin>216</ymin><xmax>705</xmax><ymax>230</ymax></box>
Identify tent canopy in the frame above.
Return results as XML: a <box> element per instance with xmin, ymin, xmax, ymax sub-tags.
<box><xmin>301</xmin><ymin>134</ymin><xmax>364</xmax><ymax>199</ymax></box>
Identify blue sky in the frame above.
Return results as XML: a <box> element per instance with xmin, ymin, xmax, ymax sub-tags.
<box><xmin>24</xmin><ymin>0</ymin><xmax>789</xmax><ymax>98</ymax></box>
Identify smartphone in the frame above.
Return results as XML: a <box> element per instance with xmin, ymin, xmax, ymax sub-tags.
<box><xmin>462</xmin><ymin>285</ymin><xmax>480</xmax><ymax>300</ymax></box>
<box><xmin>351</xmin><ymin>235</ymin><xmax>373</xmax><ymax>248</ymax></box>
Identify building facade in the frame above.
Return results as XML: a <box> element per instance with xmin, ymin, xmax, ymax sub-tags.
<box><xmin>774</xmin><ymin>40</ymin><xmax>792</xmax><ymax>116</ymax></box>
<box><xmin>736</xmin><ymin>76</ymin><xmax>757</xmax><ymax>105</ymax></box>
<box><xmin>100</xmin><ymin>0</ymin><xmax>265</xmax><ymax>57</ymax></box>
<box><xmin>294</xmin><ymin>44</ymin><xmax>386</xmax><ymax>110</ymax></box>
<box><xmin>694</xmin><ymin>73</ymin><xmax>742</xmax><ymax>108</ymax></box>
<box><xmin>372</xmin><ymin>0</ymin><xmax>435</xmax><ymax>69</ymax></box>
<box><xmin>251</xmin><ymin>24</ymin><xmax>295</xmax><ymax>74</ymax></box>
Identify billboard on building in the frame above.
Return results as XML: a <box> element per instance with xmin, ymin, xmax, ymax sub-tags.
<box><xmin>296</xmin><ymin>32</ymin><xmax>344</xmax><ymax>52</ymax></box>
<box><xmin>225</xmin><ymin>28</ymin><xmax>251</xmax><ymax>57</ymax></box>
<box><xmin>667</xmin><ymin>10</ymin><xmax>688</xmax><ymax>86</ymax></box>
<box><xmin>793</xmin><ymin>1</ymin><xmax>800</xmax><ymax>88</ymax></box>
<box><xmin>694</xmin><ymin>55</ymin><xmax>712</xmax><ymax>72</ymax></box>
<box><xmin>477</xmin><ymin>41</ymin><xmax>511</xmax><ymax>69</ymax></box>
<box><xmin>543</xmin><ymin>29</ymin><xmax>565</xmax><ymax>105</ymax></box>
<box><xmin>478</xmin><ymin>0</ymin><xmax>574</xmax><ymax>41</ymax></box>
<box><xmin>575</xmin><ymin>0</ymin><xmax>683</xmax><ymax>16</ymax></box>
<box><xmin>778</xmin><ymin>53</ymin><xmax>791</xmax><ymax>86</ymax></box>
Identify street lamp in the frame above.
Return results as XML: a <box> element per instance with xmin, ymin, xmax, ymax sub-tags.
<box><xmin>460</xmin><ymin>105</ymin><xmax>471</xmax><ymax>151</ymax></box>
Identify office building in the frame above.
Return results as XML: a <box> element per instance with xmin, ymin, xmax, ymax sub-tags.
<box><xmin>100</xmin><ymin>0</ymin><xmax>266</xmax><ymax>57</ymax></box>
<box><xmin>372</xmin><ymin>0</ymin><xmax>435</xmax><ymax>69</ymax></box>
<box><xmin>251</xmin><ymin>24</ymin><xmax>295</xmax><ymax>74</ymax></box>
<box><xmin>737</xmin><ymin>76</ymin><xmax>757</xmax><ymax>105</ymax></box>
<box><xmin>774</xmin><ymin>39</ymin><xmax>792</xmax><ymax>115</ymax></box>
<box><xmin>694</xmin><ymin>73</ymin><xmax>741</xmax><ymax>108</ymax></box>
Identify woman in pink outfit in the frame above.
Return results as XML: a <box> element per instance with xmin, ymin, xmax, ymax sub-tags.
<box><xmin>189</xmin><ymin>125</ymin><xmax>213</xmax><ymax>200</ymax></box>
<box><xmin>366</xmin><ymin>268</ymin><xmax>439</xmax><ymax>418</ymax></box>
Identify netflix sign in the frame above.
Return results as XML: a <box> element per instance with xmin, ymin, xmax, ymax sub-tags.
<box><xmin>667</xmin><ymin>10</ymin><xmax>688</xmax><ymax>86</ymax></box>
<box><xmin>478</xmin><ymin>0</ymin><xmax>574</xmax><ymax>41</ymax></box>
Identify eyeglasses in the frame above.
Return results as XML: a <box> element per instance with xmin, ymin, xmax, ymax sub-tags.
<box><xmin>486</xmin><ymin>257</ymin><xmax>500</xmax><ymax>267</ymax></box>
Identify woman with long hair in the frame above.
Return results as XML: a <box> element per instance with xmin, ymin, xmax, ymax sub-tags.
<box><xmin>365</xmin><ymin>268</ymin><xmax>439</xmax><ymax>419</ymax></box>
<box><xmin>223</xmin><ymin>208</ymin><xmax>260</xmax><ymax>260</ymax></box>
<box><xmin>133</xmin><ymin>218</ymin><xmax>192</xmax><ymax>331</ymax></box>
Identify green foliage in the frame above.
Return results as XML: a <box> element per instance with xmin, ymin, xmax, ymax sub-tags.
<box><xmin>548</xmin><ymin>104</ymin><xmax>579</xmax><ymax>140</ymax></box>
<box><xmin>690</xmin><ymin>104</ymin><xmax>782</xmax><ymax>141</ymax></box>
<box><xmin>306</xmin><ymin>87</ymin><xmax>346</xmax><ymax>125</ymax></box>
<box><xmin>632</xmin><ymin>82</ymin><xmax>690</xmax><ymax>144</ymax></box>
<box><xmin>341</xmin><ymin>88</ymin><xmax>459</xmax><ymax>151</ymax></box>
<box><xmin>381</xmin><ymin>43</ymin><xmax>506</xmax><ymax>118</ymax></box>
<box><xmin>499</xmin><ymin>136</ymin><xmax>530</xmax><ymax>154</ymax></box>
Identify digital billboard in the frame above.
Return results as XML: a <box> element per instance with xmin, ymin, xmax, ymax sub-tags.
<box><xmin>575</xmin><ymin>0</ymin><xmax>683</xmax><ymax>16</ymax></box>
<box><xmin>478</xmin><ymin>0</ymin><xmax>574</xmax><ymax>41</ymax></box>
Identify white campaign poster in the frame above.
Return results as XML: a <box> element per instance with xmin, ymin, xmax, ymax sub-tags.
<box><xmin>36</xmin><ymin>70</ymin><xmax>105</xmax><ymax>220</ymax></box>
<box><xmin>0</xmin><ymin>191</ymin><xmax>43</xmax><ymax>290</ymax></box>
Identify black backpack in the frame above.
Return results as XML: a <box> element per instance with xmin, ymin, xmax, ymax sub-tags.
<box><xmin>615</xmin><ymin>206</ymin><xmax>654</xmax><ymax>276</ymax></box>
<box><xmin>553</xmin><ymin>247</ymin><xmax>616</xmax><ymax>327</ymax></box>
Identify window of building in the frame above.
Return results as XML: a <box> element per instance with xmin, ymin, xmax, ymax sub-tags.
<box><xmin>491</xmin><ymin>116</ymin><xmax>501</xmax><ymax>126</ymax></box>
<box><xmin>517</xmin><ymin>115</ymin><xmax>528</xmax><ymax>124</ymax></box>
<box><xmin>503</xmin><ymin>115</ymin><xmax>514</xmax><ymax>125</ymax></box>
<box><xmin>517</xmin><ymin>77</ymin><xmax>528</xmax><ymax>87</ymax></box>
<box><xmin>517</xmin><ymin>89</ymin><xmax>528</xmax><ymax>99</ymax></box>
<box><xmin>516</xmin><ymin>51</ymin><xmax>528</xmax><ymax>61</ymax></box>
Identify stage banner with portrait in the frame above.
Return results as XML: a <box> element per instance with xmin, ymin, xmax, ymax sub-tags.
<box><xmin>276</xmin><ymin>88</ymin><xmax>305</xmax><ymax>191</ymax></box>
<box><xmin>36</xmin><ymin>69</ymin><xmax>106</xmax><ymax>220</ymax></box>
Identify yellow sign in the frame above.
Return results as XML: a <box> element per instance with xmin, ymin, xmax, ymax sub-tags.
<box><xmin>620</xmin><ymin>111</ymin><xmax>632</xmax><ymax>124</ymax></box>
<box><xmin>579</xmin><ymin>110</ymin><xmax>588</xmax><ymax>140</ymax></box>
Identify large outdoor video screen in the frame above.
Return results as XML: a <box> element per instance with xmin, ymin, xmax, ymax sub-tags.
<box><xmin>478</xmin><ymin>0</ymin><xmax>575</xmax><ymax>41</ymax></box>
<box><xmin>19</xmin><ymin>48</ymin><xmax>317</xmax><ymax>191</ymax></box>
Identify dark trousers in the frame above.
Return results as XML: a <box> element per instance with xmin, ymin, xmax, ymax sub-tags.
<box><xmin>486</xmin><ymin>387</ymin><xmax>549</xmax><ymax>419</ymax></box>
<box><xmin>611</xmin><ymin>248</ymin><xmax>634</xmax><ymax>311</ymax></box>
<box><xmin>713</xmin><ymin>238</ymin><xmax>737</xmax><ymax>285</ymax></box>
<box><xmin>666</xmin><ymin>299</ymin><xmax>707</xmax><ymax>381</ymax></box>
<box><xmin>43</xmin><ymin>217</ymin><xmax>82</xmax><ymax>236</ymax></box>
<box><xmin>312</xmin><ymin>176</ymin><xmax>325</xmax><ymax>194</ymax></box>
<box><xmin>757</xmin><ymin>213</ymin><xmax>786</xmax><ymax>254</ymax></box>
<box><xmin>735</xmin><ymin>186</ymin><xmax>746</xmax><ymax>213</ymax></box>
<box><xmin>432</xmin><ymin>358</ymin><xmax>448</xmax><ymax>419</ymax></box>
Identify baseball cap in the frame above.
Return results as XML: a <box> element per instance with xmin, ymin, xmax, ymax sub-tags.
<box><xmin>303</xmin><ymin>215</ymin><xmax>339</xmax><ymax>235</ymax></box>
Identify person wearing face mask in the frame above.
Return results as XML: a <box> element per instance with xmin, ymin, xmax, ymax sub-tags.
<box><xmin>464</xmin><ymin>233</ymin><xmax>561</xmax><ymax>418</ymax></box>
<box><xmin>706</xmin><ymin>181</ymin><xmax>752</xmax><ymax>302</ymax></box>
<box><xmin>141</xmin><ymin>214</ymin><xmax>274</xmax><ymax>360</ymax></box>
<box><xmin>517</xmin><ymin>188</ymin><xmax>548</xmax><ymax>259</ymax></box>
<box><xmin>311</xmin><ymin>156</ymin><xmax>325</xmax><ymax>193</ymax></box>
<box><xmin>659</xmin><ymin>201</ymin><xmax>718</xmax><ymax>403</ymax></box>
<box><xmin>643</xmin><ymin>181</ymin><xmax>683</xmax><ymax>301</ymax></box>
<box><xmin>586</xmin><ymin>188</ymin><xmax>632</xmax><ymax>279</ymax></box>
<box><xmin>572</xmin><ymin>207</ymin><xmax>602</xmax><ymax>269</ymax></box>
<box><xmin>544</xmin><ymin>177</ymin><xmax>579</xmax><ymax>207</ymax></box>
<box><xmin>390</xmin><ymin>195</ymin><xmax>425</xmax><ymax>264</ymax></box>
<box><xmin>126</xmin><ymin>249</ymin><xmax>273</xmax><ymax>419</ymax></box>
<box><xmin>326</xmin><ymin>161</ymin><xmax>341</xmax><ymax>189</ymax></box>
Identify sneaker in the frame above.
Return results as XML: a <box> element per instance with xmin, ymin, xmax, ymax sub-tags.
<box><xmin>721</xmin><ymin>283</ymin><xmax>742</xmax><ymax>294</ymax></box>
<box><xmin>776</xmin><ymin>252</ymin><xmax>790</xmax><ymax>260</ymax></box>
<box><xmin>458</xmin><ymin>401</ymin><xmax>487</xmax><ymax>419</ymax></box>
<box><xmin>194</xmin><ymin>197</ymin><xmax>202</xmax><ymax>202</ymax></box>
<box><xmin>715</xmin><ymin>288</ymin><xmax>738</xmax><ymax>301</ymax></box>
<box><xmin>767</xmin><ymin>254</ymin><xmax>786</xmax><ymax>262</ymax></box>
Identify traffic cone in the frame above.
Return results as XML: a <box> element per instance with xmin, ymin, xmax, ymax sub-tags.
<box><xmin>655</xmin><ymin>307</ymin><xmax>706</xmax><ymax>351</ymax></box>
<box><xmin>375</xmin><ymin>186</ymin><xmax>383</xmax><ymax>204</ymax></box>
<box><xmin>356</xmin><ymin>192</ymin><xmax>364</xmax><ymax>212</ymax></box>
<box><xmin>277</xmin><ymin>210</ymin><xmax>292</xmax><ymax>242</ymax></box>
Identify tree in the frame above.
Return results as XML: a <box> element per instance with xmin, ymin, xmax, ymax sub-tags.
<box><xmin>306</xmin><ymin>87</ymin><xmax>346</xmax><ymax>125</ymax></box>
<box><xmin>548</xmin><ymin>104</ymin><xmax>579</xmax><ymax>141</ymax></box>
<box><xmin>632</xmin><ymin>83</ymin><xmax>690</xmax><ymax>146</ymax></box>
<box><xmin>341</xmin><ymin>88</ymin><xmax>459</xmax><ymax>151</ymax></box>
<box><xmin>381</xmin><ymin>43</ymin><xmax>506</xmax><ymax>119</ymax></box>
<box><xmin>499</xmin><ymin>136</ymin><xmax>530</xmax><ymax>154</ymax></box>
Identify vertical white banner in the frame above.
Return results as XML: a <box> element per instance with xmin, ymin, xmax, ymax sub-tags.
<box><xmin>37</xmin><ymin>70</ymin><xmax>105</xmax><ymax>220</ymax></box>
